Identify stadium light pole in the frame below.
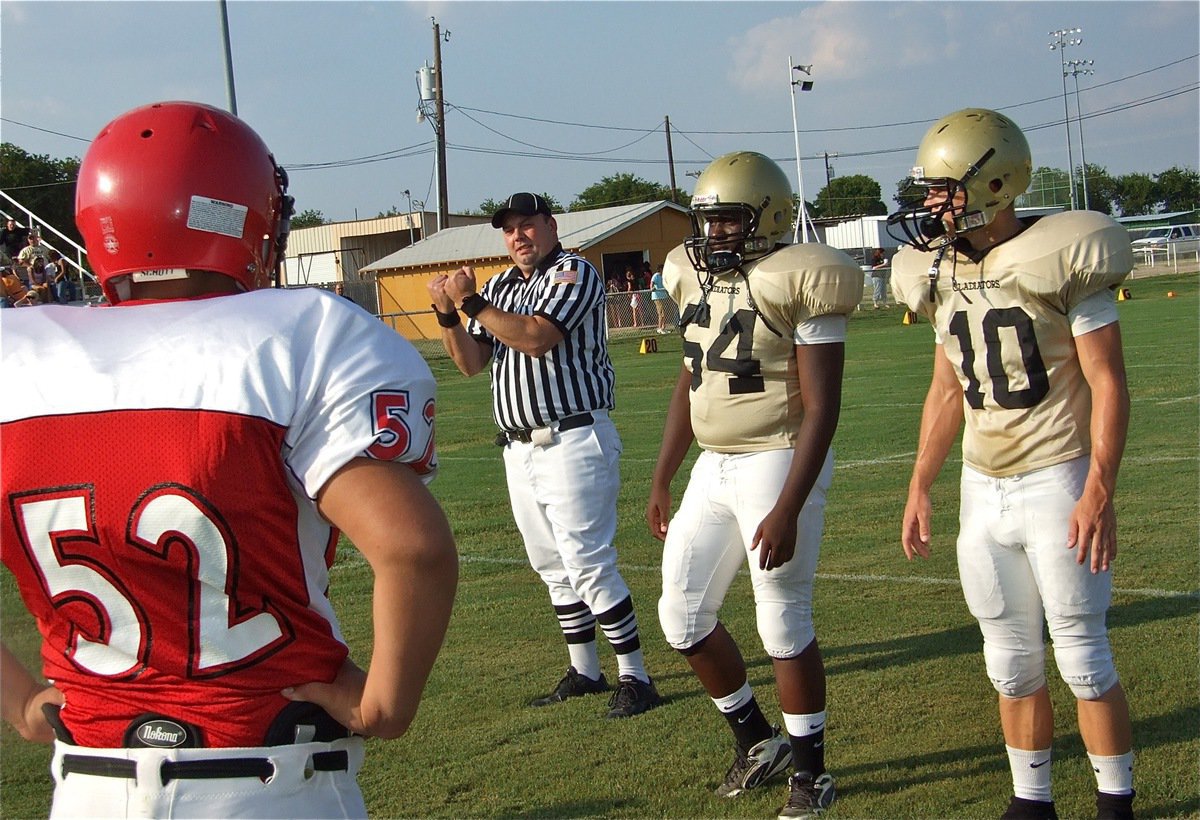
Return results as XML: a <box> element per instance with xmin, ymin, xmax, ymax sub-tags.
<box><xmin>1049</xmin><ymin>28</ymin><xmax>1082</xmax><ymax>210</ymax></box>
<box><xmin>789</xmin><ymin>58</ymin><xmax>815</xmax><ymax>243</ymax></box>
<box><xmin>217</xmin><ymin>0</ymin><xmax>238</xmax><ymax>115</ymax></box>
<box><xmin>1066</xmin><ymin>58</ymin><xmax>1095</xmax><ymax>211</ymax></box>
<box><xmin>403</xmin><ymin>189</ymin><xmax>416</xmax><ymax>245</ymax></box>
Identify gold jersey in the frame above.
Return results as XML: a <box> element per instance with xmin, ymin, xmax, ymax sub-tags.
<box><xmin>891</xmin><ymin>210</ymin><xmax>1133</xmax><ymax>477</ymax></box>
<box><xmin>663</xmin><ymin>243</ymin><xmax>862</xmax><ymax>453</ymax></box>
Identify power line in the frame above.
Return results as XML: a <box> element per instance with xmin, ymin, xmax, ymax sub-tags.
<box><xmin>1</xmin><ymin>54</ymin><xmax>1194</xmax><ymax>174</ymax></box>
<box><xmin>448</xmin><ymin>104</ymin><xmax>663</xmax><ymax>156</ymax></box>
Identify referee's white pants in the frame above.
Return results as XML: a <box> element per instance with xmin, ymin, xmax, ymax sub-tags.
<box><xmin>957</xmin><ymin>455</ymin><xmax>1119</xmax><ymax>701</ymax></box>
<box><xmin>503</xmin><ymin>410</ymin><xmax>632</xmax><ymax>615</ymax></box>
<box><xmin>659</xmin><ymin>447</ymin><xmax>833</xmax><ymax>658</ymax></box>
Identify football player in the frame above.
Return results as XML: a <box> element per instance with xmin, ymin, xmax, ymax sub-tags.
<box><xmin>647</xmin><ymin>151</ymin><xmax>861</xmax><ymax>819</ymax></box>
<box><xmin>0</xmin><ymin>101</ymin><xmax>458</xmax><ymax>818</ymax></box>
<box><xmin>888</xmin><ymin>108</ymin><xmax>1136</xmax><ymax>820</ymax></box>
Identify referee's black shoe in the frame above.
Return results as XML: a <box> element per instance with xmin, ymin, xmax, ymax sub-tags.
<box><xmin>605</xmin><ymin>675</ymin><xmax>663</xmax><ymax>718</ymax></box>
<box><xmin>530</xmin><ymin>666</ymin><xmax>610</xmax><ymax>707</ymax></box>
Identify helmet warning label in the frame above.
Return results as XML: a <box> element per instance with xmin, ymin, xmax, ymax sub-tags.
<box><xmin>186</xmin><ymin>196</ymin><xmax>248</xmax><ymax>239</ymax></box>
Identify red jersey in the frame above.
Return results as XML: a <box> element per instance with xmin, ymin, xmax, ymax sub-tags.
<box><xmin>1</xmin><ymin>288</ymin><xmax>439</xmax><ymax>747</ymax></box>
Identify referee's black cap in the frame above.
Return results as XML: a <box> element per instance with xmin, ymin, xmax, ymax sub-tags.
<box><xmin>491</xmin><ymin>192</ymin><xmax>553</xmax><ymax>228</ymax></box>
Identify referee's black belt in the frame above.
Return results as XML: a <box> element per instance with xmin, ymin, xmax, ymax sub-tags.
<box><xmin>497</xmin><ymin>411</ymin><xmax>593</xmax><ymax>445</ymax></box>
<box><xmin>60</xmin><ymin>750</ymin><xmax>349</xmax><ymax>784</ymax></box>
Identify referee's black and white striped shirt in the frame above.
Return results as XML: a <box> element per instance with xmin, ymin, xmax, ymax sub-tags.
<box><xmin>467</xmin><ymin>243</ymin><xmax>615</xmax><ymax>432</ymax></box>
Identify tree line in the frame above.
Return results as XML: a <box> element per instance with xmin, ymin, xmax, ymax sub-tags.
<box><xmin>3</xmin><ymin>142</ymin><xmax>1195</xmax><ymax>238</ymax></box>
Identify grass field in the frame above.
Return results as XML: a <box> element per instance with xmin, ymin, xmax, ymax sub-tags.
<box><xmin>2</xmin><ymin>274</ymin><xmax>1197</xmax><ymax>819</ymax></box>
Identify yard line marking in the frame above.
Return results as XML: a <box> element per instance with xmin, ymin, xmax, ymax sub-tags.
<box><xmin>1154</xmin><ymin>394</ymin><xmax>1199</xmax><ymax>405</ymax></box>
<box><xmin>331</xmin><ymin>551</ymin><xmax>1197</xmax><ymax>599</ymax></box>
<box><xmin>438</xmin><ymin>452</ymin><xmax>1194</xmax><ymax>466</ymax></box>
<box><xmin>1123</xmin><ymin>451</ymin><xmax>1200</xmax><ymax>465</ymax></box>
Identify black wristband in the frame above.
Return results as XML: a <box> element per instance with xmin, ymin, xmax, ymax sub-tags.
<box><xmin>431</xmin><ymin>304</ymin><xmax>461</xmax><ymax>328</ymax></box>
<box><xmin>460</xmin><ymin>293</ymin><xmax>488</xmax><ymax>318</ymax></box>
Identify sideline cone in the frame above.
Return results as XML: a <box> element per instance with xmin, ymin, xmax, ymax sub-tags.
<box><xmin>639</xmin><ymin>336</ymin><xmax>659</xmax><ymax>354</ymax></box>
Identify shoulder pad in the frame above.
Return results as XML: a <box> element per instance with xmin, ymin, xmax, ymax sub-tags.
<box><xmin>750</xmin><ymin>244</ymin><xmax>863</xmax><ymax>317</ymax></box>
<box><xmin>1007</xmin><ymin>211</ymin><xmax>1133</xmax><ymax>304</ymax></box>
<box><xmin>663</xmin><ymin>244</ymin><xmax>696</xmax><ymax>301</ymax></box>
<box><xmin>890</xmin><ymin>246</ymin><xmax>936</xmax><ymax>315</ymax></box>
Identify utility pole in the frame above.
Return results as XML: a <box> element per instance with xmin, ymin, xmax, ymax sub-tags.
<box><xmin>432</xmin><ymin>18</ymin><xmax>450</xmax><ymax>229</ymax></box>
<box><xmin>664</xmin><ymin>116</ymin><xmax>679</xmax><ymax>204</ymax></box>
<box><xmin>822</xmin><ymin>152</ymin><xmax>838</xmax><ymax>191</ymax></box>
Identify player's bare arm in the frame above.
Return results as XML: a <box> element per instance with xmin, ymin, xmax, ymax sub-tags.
<box><xmin>444</xmin><ymin>265</ymin><xmax>565</xmax><ymax>358</ymax></box>
<box><xmin>646</xmin><ymin>365</ymin><xmax>697</xmax><ymax>542</ymax></box>
<box><xmin>429</xmin><ymin>273</ymin><xmax>492</xmax><ymax>376</ymax></box>
<box><xmin>1069</xmin><ymin>322</ymin><xmax>1130</xmax><ymax>573</ymax></box>
<box><xmin>902</xmin><ymin>346</ymin><xmax>964</xmax><ymax>560</ymax></box>
<box><xmin>1</xmin><ymin>643</ymin><xmax>63</xmax><ymax>744</ymax></box>
<box><xmin>751</xmin><ymin>342</ymin><xmax>844</xmax><ymax>571</ymax></box>
<box><xmin>289</xmin><ymin>458</ymin><xmax>458</xmax><ymax>740</ymax></box>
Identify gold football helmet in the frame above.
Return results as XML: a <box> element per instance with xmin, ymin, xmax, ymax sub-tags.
<box><xmin>887</xmin><ymin>108</ymin><xmax>1032</xmax><ymax>251</ymax></box>
<box><xmin>685</xmin><ymin>151</ymin><xmax>794</xmax><ymax>274</ymax></box>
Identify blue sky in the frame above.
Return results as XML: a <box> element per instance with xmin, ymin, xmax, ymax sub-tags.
<box><xmin>3</xmin><ymin>1</ymin><xmax>1197</xmax><ymax>223</ymax></box>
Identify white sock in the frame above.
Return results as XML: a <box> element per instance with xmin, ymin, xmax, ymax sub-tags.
<box><xmin>1007</xmin><ymin>745</ymin><xmax>1053</xmax><ymax>802</ymax></box>
<box><xmin>711</xmin><ymin>681</ymin><xmax>754</xmax><ymax>714</ymax></box>
<box><xmin>1088</xmin><ymin>751</ymin><xmax>1134</xmax><ymax>795</ymax></box>
<box><xmin>615</xmin><ymin>648</ymin><xmax>649</xmax><ymax>683</ymax></box>
<box><xmin>567</xmin><ymin>642</ymin><xmax>602</xmax><ymax>681</ymax></box>
<box><xmin>782</xmin><ymin>709</ymin><xmax>826</xmax><ymax>738</ymax></box>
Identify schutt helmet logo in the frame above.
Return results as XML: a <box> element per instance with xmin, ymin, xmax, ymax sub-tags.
<box><xmin>136</xmin><ymin>720</ymin><xmax>188</xmax><ymax>748</ymax></box>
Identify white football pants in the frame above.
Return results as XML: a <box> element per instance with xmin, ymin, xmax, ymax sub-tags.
<box><xmin>503</xmin><ymin>410</ymin><xmax>633</xmax><ymax>615</ymax></box>
<box><xmin>957</xmin><ymin>455</ymin><xmax>1119</xmax><ymax>701</ymax></box>
<box><xmin>49</xmin><ymin>737</ymin><xmax>366</xmax><ymax>819</ymax></box>
<box><xmin>659</xmin><ymin>447</ymin><xmax>833</xmax><ymax>658</ymax></box>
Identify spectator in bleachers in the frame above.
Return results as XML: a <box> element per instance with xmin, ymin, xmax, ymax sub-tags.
<box><xmin>28</xmin><ymin>257</ymin><xmax>54</xmax><ymax>304</ymax></box>
<box><xmin>47</xmin><ymin>250</ymin><xmax>76</xmax><ymax>304</ymax></box>
<box><xmin>17</xmin><ymin>234</ymin><xmax>50</xmax><ymax>278</ymax></box>
<box><xmin>1</xmin><ymin>265</ymin><xmax>34</xmax><ymax>307</ymax></box>
<box><xmin>1</xmin><ymin>218</ymin><xmax>30</xmax><ymax>261</ymax></box>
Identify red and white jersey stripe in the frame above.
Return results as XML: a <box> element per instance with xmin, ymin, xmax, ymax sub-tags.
<box><xmin>1</xmin><ymin>288</ymin><xmax>438</xmax><ymax>747</ymax></box>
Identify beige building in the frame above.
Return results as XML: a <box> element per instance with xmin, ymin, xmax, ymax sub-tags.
<box><xmin>281</xmin><ymin>211</ymin><xmax>490</xmax><ymax>288</ymax></box>
<box><xmin>362</xmin><ymin>201</ymin><xmax>690</xmax><ymax>341</ymax></box>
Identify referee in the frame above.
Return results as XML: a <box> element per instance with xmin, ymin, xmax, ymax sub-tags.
<box><xmin>428</xmin><ymin>192</ymin><xmax>661</xmax><ymax>719</ymax></box>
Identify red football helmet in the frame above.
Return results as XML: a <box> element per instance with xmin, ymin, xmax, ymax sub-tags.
<box><xmin>76</xmin><ymin>101</ymin><xmax>293</xmax><ymax>304</ymax></box>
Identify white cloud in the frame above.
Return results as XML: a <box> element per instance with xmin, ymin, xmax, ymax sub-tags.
<box><xmin>726</xmin><ymin>2</ymin><xmax>981</xmax><ymax>96</ymax></box>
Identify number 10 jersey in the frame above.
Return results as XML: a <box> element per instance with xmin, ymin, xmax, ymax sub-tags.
<box><xmin>891</xmin><ymin>210</ymin><xmax>1133</xmax><ymax>478</ymax></box>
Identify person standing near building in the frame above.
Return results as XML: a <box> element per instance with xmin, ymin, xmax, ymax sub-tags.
<box><xmin>888</xmin><ymin>107</ymin><xmax>1136</xmax><ymax>820</ymax></box>
<box><xmin>650</xmin><ymin>263</ymin><xmax>671</xmax><ymax>333</ymax></box>
<box><xmin>427</xmin><ymin>192</ymin><xmax>662</xmax><ymax>719</ymax></box>
<box><xmin>0</xmin><ymin>101</ymin><xmax>458</xmax><ymax>819</ymax></box>
<box><xmin>646</xmin><ymin>152</ymin><xmax>862</xmax><ymax>819</ymax></box>
<box><xmin>869</xmin><ymin>248</ymin><xmax>889</xmax><ymax>309</ymax></box>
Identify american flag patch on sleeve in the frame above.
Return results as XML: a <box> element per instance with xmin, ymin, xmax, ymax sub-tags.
<box><xmin>552</xmin><ymin>268</ymin><xmax>579</xmax><ymax>284</ymax></box>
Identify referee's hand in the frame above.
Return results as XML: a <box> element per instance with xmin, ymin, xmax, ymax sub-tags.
<box><xmin>444</xmin><ymin>266</ymin><xmax>478</xmax><ymax>304</ymax></box>
<box><xmin>427</xmin><ymin>274</ymin><xmax>455</xmax><ymax>313</ymax></box>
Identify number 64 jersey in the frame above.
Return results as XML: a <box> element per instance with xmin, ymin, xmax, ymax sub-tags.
<box><xmin>891</xmin><ymin>210</ymin><xmax>1133</xmax><ymax>478</ymax></box>
<box><xmin>0</xmin><ymin>288</ymin><xmax>438</xmax><ymax>748</ymax></box>
<box><xmin>663</xmin><ymin>243</ymin><xmax>862</xmax><ymax>453</ymax></box>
